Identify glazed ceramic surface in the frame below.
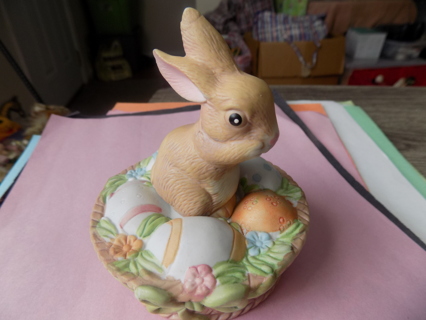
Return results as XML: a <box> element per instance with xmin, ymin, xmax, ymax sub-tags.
<box><xmin>91</xmin><ymin>7</ymin><xmax>309</xmax><ymax>320</ymax></box>
<box><xmin>91</xmin><ymin>155</ymin><xmax>309</xmax><ymax>319</ymax></box>
<box><xmin>150</xmin><ymin>8</ymin><xmax>279</xmax><ymax>217</ymax></box>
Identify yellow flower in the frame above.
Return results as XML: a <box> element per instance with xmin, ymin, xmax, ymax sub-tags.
<box><xmin>109</xmin><ymin>234</ymin><xmax>143</xmax><ymax>259</ymax></box>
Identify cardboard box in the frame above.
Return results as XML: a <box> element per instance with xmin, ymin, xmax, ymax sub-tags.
<box><xmin>244</xmin><ymin>33</ymin><xmax>345</xmax><ymax>84</ymax></box>
<box><xmin>346</xmin><ymin>28</ymin><xmax>387</xmax><ymax>60</ymax></box>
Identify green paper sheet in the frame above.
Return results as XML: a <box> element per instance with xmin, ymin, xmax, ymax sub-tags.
<box><xmin>342</xmin><ymin>102</ymin><xmax>426</xmax><ymax>198</ymax></box>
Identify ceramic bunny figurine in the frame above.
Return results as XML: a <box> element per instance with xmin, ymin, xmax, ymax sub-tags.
<box><xmin>151</xmin><ymin>8</ymin><xmax>279</xmax><ymax>217</ymax></box>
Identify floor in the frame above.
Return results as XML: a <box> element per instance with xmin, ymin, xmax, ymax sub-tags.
<box><xmin>68</xmin><ymin>61</ymin><xmax>170</xmax><ymax>116</ymax></box>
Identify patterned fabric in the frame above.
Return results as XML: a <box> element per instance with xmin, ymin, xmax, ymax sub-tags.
<box><xmin>223</xmin><ymin>32</ymin><xmax>252</xmax><ymax>72</ymax></box>
<box><xmin>252</xmin><ymin>11</ymin><xmax>328</xmax><ymax>43</ymax></box>
<box><xmin>274</xmin><ymin>0</ymin><xmax>308</xmax><ymax>16</ymax></box>
<box><xmin>253</xmin><ymin>11</ymin><xmax>328</xmax><ymax>70</ymax></box>
<box><xmin>205</xmin><ymin>0</ymin><xmax>274</xmax><ymax>34</ymax></box>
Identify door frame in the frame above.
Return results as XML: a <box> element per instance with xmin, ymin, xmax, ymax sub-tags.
<box><xmin>0</xmin><ymin>0</ymin><xmax>91</xmax><ymax>89</ymax></box>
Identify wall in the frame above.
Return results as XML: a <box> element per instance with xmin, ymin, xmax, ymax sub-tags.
<box><xmin>0</xmin><ymin>0</ymin><xmax>222</xmax><ymax>115</ymax></box>
<box><xmin>0</xmin><ymin>7</ymin><xmax>35</xmax><ymax>123</ymax></box>
<box><xmin>64</xmin><ymin>0</ymin><xmax>93</xmax><ymax>83</ymax></box>
<box><xmin>0</xmin><ymin>0</ymin><xmax>92</xmax><ymax>117</ymax></box>
<box><xmin>139</xmin><ymin>0</ymin><xmax>196</xmax><ymax>57</ymax></box>
<box><xmin>138</xmin><ymin>0</ymin><xmax>222</xmax><ymax>57</ymax></box>
<box><xmin>196</xmin><ymin>0</ymin><xmax>221</xmax><ymax>14</ymax></box>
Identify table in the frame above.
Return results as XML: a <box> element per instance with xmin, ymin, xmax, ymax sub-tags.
<box><xmin>149</xmin><ymin>85</ymin><xmax>426</xmax><ymax>177</ymax></box>
<box><xmin>1</xmin><ymin>85</ymin><xmax>426</xmax><ymax>320</ymax></box>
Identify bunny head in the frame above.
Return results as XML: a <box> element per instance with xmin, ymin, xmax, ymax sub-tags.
<box><xmin>154</xmin><ymin>8</ymin><xmax>279</xmax><ymax>165</ymax></box>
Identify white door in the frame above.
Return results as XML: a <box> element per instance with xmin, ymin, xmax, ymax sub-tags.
<box><xmin>2</xmin><ymin>0</ymin><xmax>83</xmax><ymax>105</ymax></box>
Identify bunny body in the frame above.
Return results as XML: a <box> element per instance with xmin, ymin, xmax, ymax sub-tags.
<box><xmin>151</xmin><ymin>8</ymin><xmax>279</xmax><ymax>217</ymax></box>
<box><xmin>152</xmin><ymin>122</ymin><xmax>240</xmax><ymax>217</ymax></box>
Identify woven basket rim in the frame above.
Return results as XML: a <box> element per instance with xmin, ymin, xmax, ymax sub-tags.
<box><xmin>90</xmin><ymin>161</ymin><xmax>310</xmax><ymax>318</ymax></box>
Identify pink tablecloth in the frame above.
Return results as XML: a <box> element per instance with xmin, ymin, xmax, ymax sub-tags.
<box><xmin>0</xmin><ymin>106</ymin><xmax>425</xmax><ymax>319</ymax></box>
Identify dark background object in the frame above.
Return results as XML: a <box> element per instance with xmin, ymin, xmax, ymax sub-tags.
<box><xmin>89</xmin><ymin>27</ymin><xmax>144</xmax><ymax>72</ymax></box>
<box><xmin>84</xmin><ymin>0</ymin><xmax>144</xmax><ymax>73</ymax></box>
<box><xmin>0</xmin><ymin>39</ymin><xmax>44</xmax><ymax>104</ymax></box>
<box><xmin>376</xmin><ymin>23</ymin><xmax>425</xmax><ymax>42</ymax></box>
<box><xmin>86</xmin><ymin>0</ymin><xmax>138</xmax><ymax>35</ymax></box>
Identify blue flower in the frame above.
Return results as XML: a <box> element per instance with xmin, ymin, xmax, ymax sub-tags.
<box><xmin>246</xmin><ymin>231</ymin><xmax>273</xmax><ymax>256</ymax></box>
<box><xmin>126</xmin><ymin>167</ymin><xmax>147</xmax><ymax>180</ymax></box>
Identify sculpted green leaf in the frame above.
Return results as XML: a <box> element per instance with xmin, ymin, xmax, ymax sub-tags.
<box><xmin>248</xmin><ymin>274</ymin><xmax>277</xmax><ymax>299</ymax></box>
<box><xmin>96</xmin><ymin>217</ymin><xmax>118</xmax><ymax>239</ymax></box>
<box><xmin>267</xmin><ymin>245</ymin><xmax>292</xmax><ymax>262</ymax></box>
<box><xmin>202</xmin><ymin>284</ymin><xmax>248</xmax><ymax>308</ymax></box>
<box><xmin>178</xmin><ymin>309</ymin><xmax>209</xmax><ymax>320</ymax></box>
<box><xmin>111</xmin><ymin>250</ymin><xmax>163</xmax><ymax>275</ymax></box>
<box><xmin>242</xmin><ymin>221</ymin><xmax>304</xmax><ymax>276</ymax></box>
<box><xmin>129</xmin><ymin>259</ymin><xmax>139</xmax><ymax>274</ymax></box>
<box><xmin>145</xmin><ymin>303</ymin><xmax>184</xmax><ymax>315</ymax></box>
<box><xmin>239</xmin><ymin>177</ymin><xmax>261</xmax><ymax>195</ymax></box>
<box><xmin>255</xmin><ymin>253</ymin><xmax>281</xmax><ymax>265</ymax></box>
<box><xmin>209</xmin><ymin>298</ymin><xmax>249</xmax><ymax>313</ymax></box>
<box><xmin>136</xmin><ymin>286</ymin><xmax>185</xmax><ymax>315</ymax></box>
<box><xmin>142</xmin><ymin>172</ymin><xmax>151</xmax><ymax>181</ymax></box>
<box><xmin>245</xmin><ymin>264</ymin><xmax>269</xmax><ymax>277</ymax></box>
<box><xmin>213</xmin><ymin>261</ymin><xmax>247</xmax><ymax>285</ymax></box>
<box><xmin>137</xmin><ymin>155</ymin><xmax>153</xmax><ymax>169</ymax></box>
<box><xmin>229</xmin><ymin>222</ymin><xmax>243</xmax><ymax>234</ymax></box>
<box><xmin>246</xmin><ymin>255</ymin><xmax>274</xmax><ymax>273</ymax></box>
<box><xmin>276</xmin><ymin>177</ymin><xmax>302</xmax><ymax>203</ymax></box>
<box><xmin>137</xmin><ymin>250</ymin><xmax>164</xmax><ymax>274</ymax></box>
<box><xmin>243</xmin><ymin>253</ymin><xmax>274</xmax><ymax>276</ymax></box>
<box><xmin>135</xmin><ymin>285</ymin><xmax>171</xmax><ymax>304</ymax></box>
<box><xmin>111</xmin><ymin>259</ymin><xmax>131</xmax><ymax>273</ymax></box>
<box><xmin>146</xmin><ymin>304</ymin><xmax>184</xmax><ymax>315</ymax></box>
<box><xmin>137</xmin><ymin>213</ymin><xmax>171</xmax><ymax>239</ymax></box>
<box><xmin>185</xmin><ymin>301</ymin><xmax>205</xmax><ymax>312</ymax></box>
<box><xmin>278</xmin><ymin>220</ymin><xmax>305</xmax><ymax>242</ymax></box>
<box><xmin>217</xmin><ymin>275</ymin><xmax>245</xmax><ymax>285</ymax></box>
<box><xmin>101</xmin><ymin>174</ymin><xmax>127</xmax><ymax>202</ymax></box>
<box><xmin>239</xmin><ymin>177</ymin><xmax>248</xmax><ymax>189</ymax></box>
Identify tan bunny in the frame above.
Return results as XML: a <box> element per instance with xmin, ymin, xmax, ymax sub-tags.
<box><xmin>151</xmin><ymin>8</ymin><xmax>279</xmax><ymax>217</ymax></box>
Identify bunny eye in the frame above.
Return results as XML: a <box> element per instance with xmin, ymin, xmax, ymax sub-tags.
<box><xmin>229</xmin><ymin>113</ymin><xmax>243</xmax><ymax>126</ymax></box>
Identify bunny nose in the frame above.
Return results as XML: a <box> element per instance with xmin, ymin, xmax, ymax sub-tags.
<box><xmin>270</xmin><ymin>132</ymin><xmax>279</xmax><ymax>147</ymax></box>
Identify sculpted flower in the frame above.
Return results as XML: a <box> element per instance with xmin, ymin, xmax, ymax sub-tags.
<box><xmin>183</xmin><ymin>265</ymin><xmax>216</xmax><ymax>301</ymax></box>
<box><xmin>109</xmin><ymin>234</ymin><xmax>143</xmax><ymax>259</ymax></box>
<box><xmin>246</xmin><ymin>231</ymin><xmax>273</xmax><ymax>256</ymax></box>
<box><xmin>126</xmin><ymin>167</ymin><xmax>147</xmax><ymax>180</ymax></box>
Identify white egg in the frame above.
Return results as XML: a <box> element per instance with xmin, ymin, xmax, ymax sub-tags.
<box><xmin>104</xmin><ymin>180</ymin><xmax>172</xmax><ymax>234</ymax></box>
<box><xmin>145</xmin><ymin>216</ymin><xmax>246</xmax><ymax>281</ymax></box>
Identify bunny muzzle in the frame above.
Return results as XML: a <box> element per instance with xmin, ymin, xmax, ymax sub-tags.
<box><xmin>248</xmin><ymin>128</ymin><xmax>280</xmax><ymax>159</ymax></box>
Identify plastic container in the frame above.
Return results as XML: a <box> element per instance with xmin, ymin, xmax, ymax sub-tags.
<box><xmin>346</xmin><ymin>28</ymin><xmax>387</xmax><ymax>60</ymax></box>
<box><xmin>381</xmin><ymin>39</ymin><xmax>426</xmax><ymax>60</ymax></box>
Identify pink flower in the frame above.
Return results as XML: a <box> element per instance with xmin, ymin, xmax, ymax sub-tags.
<box><xmin>183</xmin><ymin>264</ymin><xmax>216</xmax><ymax>301</ymax></box>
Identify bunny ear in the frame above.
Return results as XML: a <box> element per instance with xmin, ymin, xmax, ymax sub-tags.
<box><xmin>153</xmin><ymin>8</ymin><xmax>237</xmax><ymax>102</ymax></box>
<box><xmin>153</xmin><ymin>49</ymin><xmax>207</xmax><ymax>103</ymax></box>
<box><xmin>180</xmin><ymin>8</ymin><xmax>236</xmax><ymax>72</ymax></box>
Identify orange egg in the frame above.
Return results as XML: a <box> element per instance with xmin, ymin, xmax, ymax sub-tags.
<box><xmin>231</xmin><ymin>190</ymin><xmax>298</xmax><ymax>233</ymax></box>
